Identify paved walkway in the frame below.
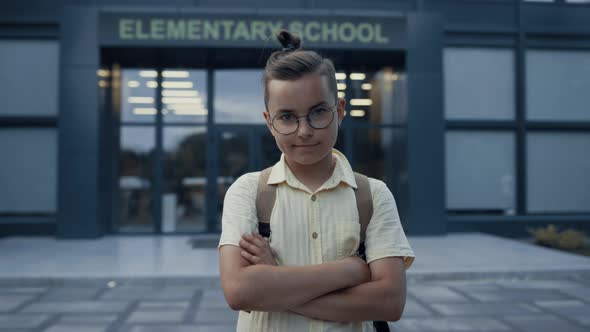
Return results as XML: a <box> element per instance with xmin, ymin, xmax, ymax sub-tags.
<box><xmin>1</xmin><ymin>233</ymin><xmax>589</xmax><ymax>331</ymax></box>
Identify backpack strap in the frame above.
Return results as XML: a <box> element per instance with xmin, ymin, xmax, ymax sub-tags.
<box><xmin>353</xmin><ymin>172</ymin><xmax>373</xmax><ymax>243</ymax></box>
<box><xmin>353</xmin><ymin>174</ymin><xmax>389</xmax><ymax>332</ymax></box>
<box><xmin>256</xmin><ymin>167</ymin><xmax>276</xmax><ymax>239</ymax></box>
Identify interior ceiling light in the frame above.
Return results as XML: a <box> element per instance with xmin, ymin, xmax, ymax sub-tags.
<box><xmin>350</xmin><ymin>73</ymin><xmax>366</xmax><ymax>80</ymax></box>
<box><xmin>350</xmin><ymin>110</ymin><xmax>366</xmax><ymax>117</ymax></box>
<box><xmin>335</xmin><ymin>73</ymin><xmax>346</xmax><ymax>80</ymax></box>
<box><xmin>350</xmin><ymin>99</ymin><xmax>372</xmax><ymax>106</ymax></box>
<box><xmin>162</xmin><ymin>90</ymin><xmax>199</xmax><ymax>97</ymax></box>
<box><xmin>139</xmin><ymin>70</ymin><xmax>158</xmax><ymax>78</ymax></box>
<box><xmin>361</xmin><ymin>83</ymin><xmax>372</xmax><ymax>90</ymax></box>
<box><xmin>162</xmin><ymin>81</ymin><xmax>194</xmax><ymax>89</ymax></box>
<box><xmin>162</xmin><ymin>70</ymin><xmax>190</xmax><ymax>78</ymax></box>
<box><xmin>128</xmin><ymin>97</ymin><xmax>155</xmax><ymax>104</ymax></box>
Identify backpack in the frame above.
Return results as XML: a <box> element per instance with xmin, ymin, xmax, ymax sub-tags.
<box><xmin>255</xmin><ymin>167</ymin><xmax>391</xmax><ymax>332</ymax></box>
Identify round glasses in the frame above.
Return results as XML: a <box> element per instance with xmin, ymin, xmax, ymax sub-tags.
<box><xmin>270</xmin><ymin>102</ymin><xmax>338</xmax><ymax>135</ymax></box>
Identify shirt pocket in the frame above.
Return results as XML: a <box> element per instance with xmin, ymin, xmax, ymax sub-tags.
<box><xmin>332</xmin><ymin>220</ymin><xmax>361</xmax><ymax>259</ymax></box>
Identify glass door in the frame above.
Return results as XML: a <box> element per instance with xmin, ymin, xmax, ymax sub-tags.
<box><xmin>215</xmin><ymin>126</ymin><xmax>279</xmax><ymax>230</ymax></box>
<box><xmin>116</xmin><ymin>68</ymin><xmax>209</xmax><ymax>233</ymax></box>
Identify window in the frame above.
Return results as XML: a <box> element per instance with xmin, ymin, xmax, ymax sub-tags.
<box><xmin>0</xmin><ymin>40</ymin><xmax>59</xmax><ymax>117</ymax></box>
<box><xmin>214</xmin><ymin>70</ymin><xmax>266</xmax><ymax>124</ymax></box>
<box><xmin>444</xmin><ymin>48</ymin><xmax>515</xmax><ymax>120</ymax></box>
<box><xmin>526</xmin><ymin>50</ymin><xmax>590</xmax><ymax>121</ymax></box>
<box><xmin>446</xmin><ymin>131</ymin><xmax>516</xmax><ymax>214</ymax></box>
<box><xmin>0</xmin><ymin>129</ymin><xmax>57</xmax><ymax>214</ymax></box>
<box><xmin>527</xmin><ymin>133</ymin><xmax>590</xmax><ymax>213</ymax></box>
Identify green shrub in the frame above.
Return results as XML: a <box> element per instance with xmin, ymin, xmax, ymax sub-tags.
<box><xmin>527</xmin><ymin>224</ymin><xmax>586</xmax><ymax>250</ymax></box>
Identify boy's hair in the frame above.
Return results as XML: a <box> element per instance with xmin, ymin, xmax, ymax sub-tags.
<box><xmin>263</xmin><ymin>30</ymin><xmax>338</xmax><ymax>109</ymax></box>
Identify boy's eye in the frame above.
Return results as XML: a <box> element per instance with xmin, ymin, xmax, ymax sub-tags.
<box><xmin>278</xmin><ymin>113</ymin><xmax>295</xmax><ymax>121</ymax></box>
<box><xmin>311</xmin><ymin>107</ymin><xmax>329</xmax><ymax>115</ymax></box>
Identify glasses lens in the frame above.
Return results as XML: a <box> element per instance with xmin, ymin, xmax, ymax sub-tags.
<box><xmin>309</xmin><ymin>108</ymin><xmax>334</xmax><ymax>129</ymax></box>
<box><xmin>272</xmin><ymin>113</ymin><xmax>298</xmax><ymax>135</ymax></box>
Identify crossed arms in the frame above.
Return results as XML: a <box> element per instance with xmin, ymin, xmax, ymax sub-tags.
<box><xmin>219</xmin><ymin>233</ymin><xmax>407</xmax><ymax>323</ymax></box>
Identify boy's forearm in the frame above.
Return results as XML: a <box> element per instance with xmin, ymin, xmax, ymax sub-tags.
<box><xmin>289</xmin><ymin>279</ymin><xmax>403</xmax><ymax>322</ymax></box>
<box><xmin>234</xmin><ymin>259</ymin><xmax>363</xmax><ymax>312</ymax></box>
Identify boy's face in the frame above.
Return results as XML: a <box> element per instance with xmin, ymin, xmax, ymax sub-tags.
<box><xmin>263</xmin><ymin>73</ymin><xmax>346</xmax><ymax>167</ymax></box>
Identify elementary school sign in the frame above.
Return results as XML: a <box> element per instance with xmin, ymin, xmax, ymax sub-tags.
<box><xmin>99</xmin><ymin>13</ymin><xmax>406</xmax><ymax>50</ymax></box>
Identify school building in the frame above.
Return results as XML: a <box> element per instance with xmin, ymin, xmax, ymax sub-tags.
<box><xmin>1</xmin><ymin>0</ymin><xmax>589</xmax><ymax>239</ymax></box>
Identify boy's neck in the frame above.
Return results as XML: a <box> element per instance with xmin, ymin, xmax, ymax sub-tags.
<box><xmin>284</xmin><ymin>152</ymin><xmax>336</xmax><ymax>193</ymax></box>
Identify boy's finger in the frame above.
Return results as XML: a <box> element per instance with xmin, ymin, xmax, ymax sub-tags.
<box><xmin>243</xmin><ymin>233</ymin><xmax>265</xmax><ymax>248</ymax></box>
<box><xmin>239</xmin><ymin>238</ymin><xmax>260</xmax><ymax>255</ymax></box>
<box><xmin>241</xmin><ymin>251</ymin><xmax>260</xmax><ymax>264</ymax></box>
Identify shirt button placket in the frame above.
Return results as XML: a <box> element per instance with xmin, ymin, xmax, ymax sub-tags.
<box><xmin>310</xmin><ymin>194</ymin><xmax>322</xmax><ymax>264</ymax></box>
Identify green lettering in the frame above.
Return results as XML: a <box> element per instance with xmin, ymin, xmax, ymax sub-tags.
<box><xmin>322</xmin><ymin>22</ymin><xmax>338</xmax><ymax>42</ymax></box>
<box><xmin>233</xmin><ymin>21</ymin><xmax>251</xmax><ymax>40</ymax></box>
<box><xmin>203</xmin><ymin>20</ymin><xmax>219</xmax><ymax>40</ymax></box>
<box><xmin>167</xmin><ymin>20</ymin><xmax>186</xmax><ymax>40</ymax></box>
<box><xmin>150</xmin><ymin>19</ymin><xmax>165</xmax><ymax>40</ymax></box>
<box><xmin>267</xmin><ymin>21</ymin><xmax>284</xmax><ymax>39</ymax></box>
<box><xmin>119</xmin><ymin>19</ymin><xmax>134</xmax><ymax>40</ymax></box>
<box><xmin>250</xmin><ymin>20</ymin><xmax>267</xmax><ymax>41</ymax></box>
<box><xmin>304</xmin><ymin>22</ymin><xmax>321</xmax><ymax>42</ymax></box>
<box><xmin>220</xmin><ymin>20</ymin><xmax>235</xmax><ymax>40</ymax></box>
<box><xmin>339</xmin><ymin>22</ymin><xmax>356</xmax><ymax>43</ymax></box>
<box><xmin>135</xmin><ymin>20</ymin><xmax>149</xmax><ymax>40</ymax></box>
<box><xmin>288</xmin><ymin>21</ymin><xmax>304</xmax><ymax>37</ymax></box>
<box><xmin>357</xmin><ymin>23</ymin><xmax>374</xmax><ymax>43</ymax></box>
<box><xmin>187</xmin><ymin>20</ymin><xmax>201</xmax><ymax>40</ymax></box>
<box><xmin>375</xmin><ymin>24</ymin><xmax>389</xmax><ymax>44</ymax></box>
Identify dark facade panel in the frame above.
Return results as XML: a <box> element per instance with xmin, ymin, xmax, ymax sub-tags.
<box><xmin>426</xmin><ymin>0</ymin><xmax>517</xmax><ymax>32</ymax></box>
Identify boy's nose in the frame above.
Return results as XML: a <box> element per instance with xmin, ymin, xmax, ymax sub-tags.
<box><xmin>297</xmin><ymin>119</ymin><xmax>314</xmax><ymax>138</ymax></box>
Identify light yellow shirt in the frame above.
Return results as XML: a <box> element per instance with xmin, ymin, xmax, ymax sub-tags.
<box><xmin>218</xmin><ymin>149</ymin><xmax>415</xmax><ymax>332</ymax></box>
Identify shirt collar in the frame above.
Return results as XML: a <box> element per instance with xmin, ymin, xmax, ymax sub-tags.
<box><xmin>267</xmin><ymin>148</ymin><xmax>357</xmax><ymax>192</ymax></box>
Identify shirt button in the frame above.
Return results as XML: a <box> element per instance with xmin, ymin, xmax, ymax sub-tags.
<box><xmin>311</xmin><ymin>195</ymin><xmax>316</xmax><ymax>201</ymax></box>
<box><xmin>312</xmin><ymin>232</ymin><xmax>318</xmax><ymax>239</ymax></box>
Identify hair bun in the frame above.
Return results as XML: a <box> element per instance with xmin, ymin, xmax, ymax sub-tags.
<box><xmin>276</xmin><ymin>30</ymin><xmax>302</xmax><ymax>51</ymax></box>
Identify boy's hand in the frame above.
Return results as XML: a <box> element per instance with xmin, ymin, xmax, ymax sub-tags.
<box><xmin>239</xmin><ymin>233</ymin><xmax>278</xmax><ymax>266</ymax></box>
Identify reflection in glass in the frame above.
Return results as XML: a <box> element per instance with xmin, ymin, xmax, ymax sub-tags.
<box><xmin>353</xmin><ymin>128</ymin><xmax>402</xmax><ymax>192</ymax></box>
<box><xmin>214</xmin><ymin>70</ymin><xmax>266</xmax><ymax>124</ymax></box>
<box><xmin>163</xmin><ymin>127</ymin><xmax>208</xmax><ymax>232</ymax></box>
<box><xmin>526</xmin><ymin>50</ymin><xmax>590</xmax><ymax>121</ymax></box>
<box><xmin>217</xmin><ymin>131</ymin><xmax>251</xmax><ymax>231</ymax></box>
<box><xmin>118</xmin><ymin>126</ymin><xmax>155</xmax><ymax>232</ymax></box>
<box><xmin>347</xmin><ymin>68</ymin><xmax>407</xmax><ymax>125</ymax></box>
<box><xmin>444</xmin><ymin>48</ymin><xmax>515</xmax><ymax>120</ymax></box>
<box><xmin>527</xmin><ymin>133</ymin><xmax>590</xmax><ymax>213</ymax></box>
<box><xmin>162</xmin><ymin>70</ymin><xmax>208</xmax><ymax>123</ymax></box>
<box><xmin>121</xmin><ymin>69</ymin><xmax>157</xmax><ymax>123</ymax></box>
<box><xmin>446</xmin><ymin>131</ymin><xmax>515</xmax><ymax>214</ymax></box>
<box><xmin>260</xmin><ymin>131</ymin><xmax>282</xmax><ymax>170</ymax></box>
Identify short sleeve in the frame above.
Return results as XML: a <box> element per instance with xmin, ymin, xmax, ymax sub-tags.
<box><xmin>218</xmin><ymin>172</ymin><xmax>260</xmax><ymax>249</ymax></box>
<box><xmin>364</xmin><ymin>179</ymin><xmax>415</xmax><ymax>269</ymax></box>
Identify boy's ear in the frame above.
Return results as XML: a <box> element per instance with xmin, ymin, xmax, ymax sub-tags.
<box><xmin>263</xmin><ymin>111</ymin><xmax>274</xmax><ymax>134</ymax></box>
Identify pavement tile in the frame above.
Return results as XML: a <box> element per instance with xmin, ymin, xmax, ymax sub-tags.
<box><xmin>408</xmin><ymin>286</ymin><xmax>469</xmax><ymax>303</ymax></box>
<box><xmin>502</xmin><ymin>315</ymin><xmax>588</xmax><ymax>332</ymax></box>
<box><xmin>390</xmin><ymin>316</ymin><xmax>511</xmax><ymax>332</ymax></box>
<box><xmin>431</xmin><ymin>302</ymin><xmax>540</xmax><ymax>315</ymax></box>
<box><xmin>496</xmin><ymin>279</ymin><xmax>585</xmax><ymax>290</ymax></box>
<box><xmin>43</xmin><ymin>325</ymin><xmax>109</xmax><ymax>332</ymax></box>
<box><xmin>568</xmin><ymin>314</ymin><xmax>590</xmax><ymax>327</ymax></box>
<box><xmin>401</xmin><ymin>299</ymin><xmax>433</xmax><ymax>317</ymax></box>
<box><xmin>59</xmin><ymin>314</ymin><xmax>118</xmax><ymax>324</ymax></box>
<box><xmin>21</xmin><ymin>301</ymin><xmax>130</xmax><ymax>314</ymax></box>
<box><xmin>558</xmin><ymin>287</ymin><xmax>590</xmax><ymax>302</ymax></box>
<box><xmin>100</xmin><ymin>286</ymin><xmax>196</xmax><ymax>301</ymax></box>
<box><xmin>126</xmin><ymin>310</ymin><xmax>186</xmax><ymax>323</ymax></box>
<box><xmin>467</xmin><ymin>288</ymin><xmax>570</xmax><ymax>302</ymax></box>
<box><xmin>194</xmin><ymin>308</ymin><xmax>238</xmax><ymax>324</ymax></box>
<box><xmin>126</xmin><ymin>325</ymin><xmax>233</xmax><ymax>332</ymax></box>
<box><xmin>0</xmin><ymin>295</ymin><xmax>35</xmax><ymax>312</ymax></box>
<box><xmin>40</xmin><ymin>287</ymin><xmax>102</xmax><ymax>301</ymax></box>
<box><xmin>0</xmin><ymin>314</ymin><xmax>51</xmax><ymax>328</ymax></box>
<box><xmin>0</xmin><ymin>287</ymin><xmax>48</xmax><ymax>295</ymax></box>
<box><xmin>137</xmin><ymin>301</ymin><xmax>190</xmax><ymax>310</ymax></box>
<box><xmin>534</xmin><ymin>299</ymin><xmax>590</xmax><ymax>316</ymax></box>
<box><xmin>195</xmin><ymin>325</ymin><xmax>237</xmax><ymax>332</ymax></box>
<box><xmin>199</xmin><ymin>290</ymin><xmax>230</xmax><ymax>309</ymax></box>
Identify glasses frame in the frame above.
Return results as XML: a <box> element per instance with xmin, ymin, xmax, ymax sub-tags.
<box><xmin>269</xmin><ymin>100</ymin><xmax>340</xmax><ymax>135</ymax></box>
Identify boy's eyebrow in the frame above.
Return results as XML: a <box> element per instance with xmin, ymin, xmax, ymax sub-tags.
<box><xmin>276</xmin><ymin>101</ymin><xmax>330</xmax><ymax>113</ymax></box>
